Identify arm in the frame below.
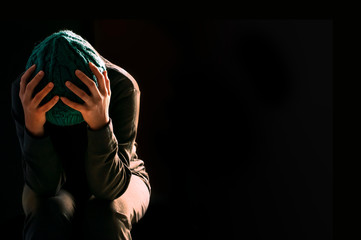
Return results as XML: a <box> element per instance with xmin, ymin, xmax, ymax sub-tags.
<box><xmin>11</xmin><ymin>76</ymin><xmax>64</xmax><ymax>197</ymax></box>
<box><xmin>61</xmin><ymin>63</ymin><xmax>139</xmax><ymax>200</ymax></box>
<box><xmin>85</xmin><ymin>86</ymin><xmax>139</xmax><ymax>200</ymax></box>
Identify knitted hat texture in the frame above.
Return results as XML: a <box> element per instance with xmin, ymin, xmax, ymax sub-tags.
<box><xmin>25</xmin><ymin>30</ymin><xmax>106</xmax><ymax>126</ymax></box>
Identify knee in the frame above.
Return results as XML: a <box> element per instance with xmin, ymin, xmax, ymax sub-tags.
<box><xmin>85</xmin><ymin>197</ymin><xmax>132</xmax><ymax>239</ymax></box>
<box><xmin>22</xmin><ymin>185</ymin><xmax>75</xmax><ymax>239</ymax></box>
<box><xmin>22</xmin><ymin>184</ymin><xmax>75</xmax><ymax>221</ymax></box>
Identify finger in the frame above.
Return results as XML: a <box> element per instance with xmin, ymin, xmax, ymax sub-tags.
<box><xmin>103</xmin><ymin>70</ymin><xmax>111</xmax><ymax>96</ymax></box>
<box><xmin>65</xmin><ymin>81</ymin><xmax>91</xmax><ymax>103</ymax></box>
<box><xmin>89</xmin><ymin>62</ymin><xmax>106</xmax><ymax>95</ymax></box>
<box><xmin>60</xmin><ymin>96</ymin><xmax>85</xmax><ymax>112</ymax></box>
<box><xmin>39</xmin><ymin>95</ymin><xmax>59</xmax><ymax>113</ymax></box>
<box><xmin>75</xmin><ymin>69</ymin><xmax>100</xmax><ymax>97</ymax></box>
<box><xmin>24</xmin><ymin>70</ymin><xmax>45</xmax><ymax>101</ymax></box>
<box><xmin>20</xmin><ymin>64</ymin><xmax>36</xmax><ymax>97</ymax></box>
<box><xmin>32</xmin><ymin>82</ymin><xmax>54</xmax><ymax>107</ymax></box>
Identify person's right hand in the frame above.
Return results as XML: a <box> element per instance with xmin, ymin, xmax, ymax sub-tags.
<box><xmin>19</xmin><ymin>64</ymin><xmax>59</xmax><ymax>137</ymax></box>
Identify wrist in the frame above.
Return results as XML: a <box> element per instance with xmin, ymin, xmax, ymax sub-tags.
<box><xmin>88</xmin><ymin>118</ymin><xmax>110</xmax><ymax>131</ymax></box>
<box><xmin>25</xmin><ymin>122</ymin><xmax>45</xmax><ymax>137</ymax></box>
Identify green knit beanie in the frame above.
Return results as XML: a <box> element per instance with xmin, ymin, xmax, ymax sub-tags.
<box><xmin>25</xmin><ymin>30</ymin><xmax>106</xmax><ymax>126</ymax></box>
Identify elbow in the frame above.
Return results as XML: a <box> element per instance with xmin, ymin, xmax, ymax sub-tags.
<box><xmin>25</xmin><ymin>179</ymin><xmax>63</xmax><ymax>198</ymax></box>
<box><xmin>89</xmin><ymin>169</ymin><xmax>132</xmax><ymax>200</ymax></box>
<box><xmin>91</xmin><ymin>190</ymin><xmax>120</xmax><ymax>201</ymax></box>
<box><xmin>90</xmin><ymin>184</ymin><xmax>128</xmax><ymax>201</ymax></box>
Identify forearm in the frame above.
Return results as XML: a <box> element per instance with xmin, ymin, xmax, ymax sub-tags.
<box><xmin>22</xmin><ymin>126</ymin><xmax>64</xmax><ymax>197</ymax></box>
<box><xmin>85</xmin><ymin>119</ymin><xmax>132</xmax><ymax>200</ymax></box>
<box><xmin>12</xmin><ymin>78</ymin><xmax>64</xmax><ymax>196</ymax></box>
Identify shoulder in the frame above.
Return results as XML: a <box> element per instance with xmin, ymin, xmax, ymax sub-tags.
<box><xmin>11</xmin><ymin>72</ymin><xmax>23</xmax><ymax>95</ymax></box>
<box><xmin>103</xmin><ymin>57</ymin><xmax>140</xmax><ymax>95</ymax></box>
<box><xmin>12</xmin><ymin>72</ymin><xmax>22</xmax><ymax>86</ymax></box>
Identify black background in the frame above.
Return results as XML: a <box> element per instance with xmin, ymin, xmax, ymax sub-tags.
<box><xmin>0</xmin><ymin>20</ymin><xmax>332</xmax><ymax>239</ymax></box>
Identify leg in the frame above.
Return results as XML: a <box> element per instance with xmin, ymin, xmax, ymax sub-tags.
<box><xmin>84</xmin><ymin>175</ymin><xmax>150</xmax><ymax>240</ymax></box>
<box><xmin>22</xmin><ymin>184</ymin><xmax>75</xmax><ymax>240</ymax></box>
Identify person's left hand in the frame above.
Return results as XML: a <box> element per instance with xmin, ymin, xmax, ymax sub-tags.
<box><xmin>60</xmin><ymin>62</ymin><xmax>111</xmax><ymax>130</ymax></box>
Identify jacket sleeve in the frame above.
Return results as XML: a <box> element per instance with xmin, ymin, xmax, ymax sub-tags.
<box><xmin>85</xmin><ymin>85</ymin><xmax>140</xmax><ymax>200</ymax></box>
<box><xmin>11</xmin><ymin>77</ymin><xmax>64</xmax><ymax>197</ymax></box>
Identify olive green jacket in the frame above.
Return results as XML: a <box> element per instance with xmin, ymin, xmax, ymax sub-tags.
<box><xmin>11</xmin><ymin>60</ymin><xmax>150</xmax><ymax>200</ymax></box>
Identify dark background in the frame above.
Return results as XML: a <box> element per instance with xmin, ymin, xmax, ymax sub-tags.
<box><xmin>0</xmin><ymin>20</ymin><xmax>332</xmax><ymax>239</ymax></box>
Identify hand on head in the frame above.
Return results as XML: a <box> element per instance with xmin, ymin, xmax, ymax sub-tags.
<box><xmin>19</xmin><ymin>64</ymin><xmax>59</xmax><ymax>137</ymax></box>
<box><xmin>20</xmin><ymin>62</ymin><xmax>110</xmax><ymax>136</ymax></box>
<box><xmin>60</xmin><ymin>62</ymin><xmax>111</xmax><ymax>131</ymax></box>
